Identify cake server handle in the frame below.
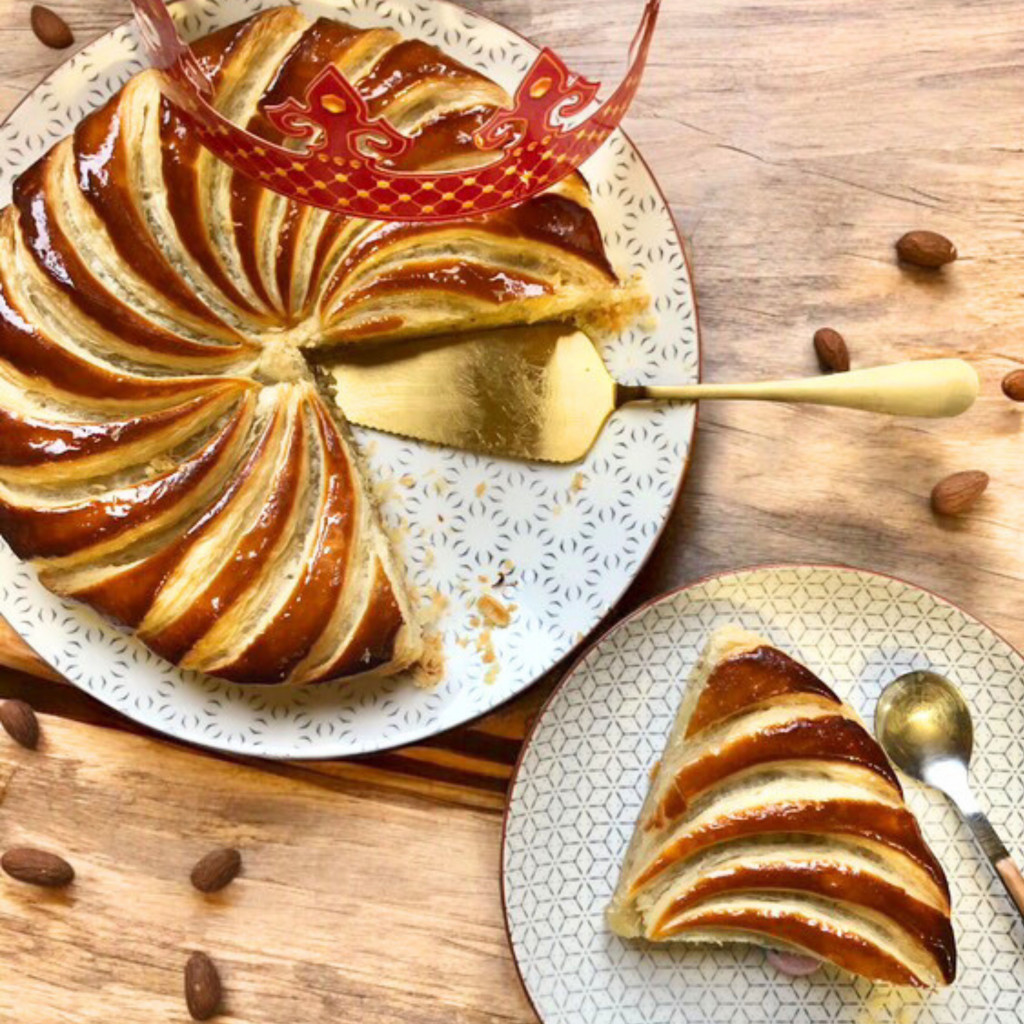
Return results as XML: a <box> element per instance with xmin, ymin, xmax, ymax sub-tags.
<box><xmin>617</xmin><ymin>358</ymin><xmax>979</xmax><ymax>418</ymax></box>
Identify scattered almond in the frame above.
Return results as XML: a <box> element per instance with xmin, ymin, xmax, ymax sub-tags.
<box><xmin>1001</xmin><ymin>370</ymin><xmax>1024</xmax><ymax>402</ymax></box>
<box><xmin>0</xmin><ymin>699</ymin><xmax>39</xmax><ymax>749</ymax></box>
<box><xmin>477</xmin><ymin>594</ymin><xmax>511</xmax><ymax>628</ymax></box>
<box><xmin>2</xmin><ymin>847</ymin><xmax>74</xmax><ymax>887</ymax></box>
<box><xmin>895</xmin><ymin>230</ymin><xmax>957</xmax><ymax>268</ymax></box>
<box><xmin>190</xmin><ymin>848</ymin><xmax>241</xmax><ymax>894</ymax></box>
<box><xmin>30</xmin><ymin>5</ymin><xmax>73</xmax><ymax>49</ymax></box>
<box><xmin>184</xmin><ymin>952</ymin><xmax>222</xmax><ymax>1021</ymax></box>
<box><xmin>812</xmin><ymin>328</ymin><xmax>850</xmax><ymax>373</ymax></box>
<box><xmin>931</xmin><ymin>470</ymin><xmax>988</xmax><ymax>516</ymax></box>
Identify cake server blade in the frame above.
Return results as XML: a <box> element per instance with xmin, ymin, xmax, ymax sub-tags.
<box><xmin>320</xmin><ymin>323</ymin><xmax>618</xmax><ymax>463</ymax></box>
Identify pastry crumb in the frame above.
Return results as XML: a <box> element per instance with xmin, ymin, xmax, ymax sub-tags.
<box><xmin>400</xmin><ymin>473</ymin><xmax>415</xmax><ymax>488</ymax></box>
<box><xmin>475</xmin><ymin>482</ymin><xmax>487</xmax><ymax>497</ymax></box>
<box><xmin>418</xmin><ymin>587</ymin><xmax>450</xmax><ymax>629</ymax></box>
<box><xmin>383</xmin><ymin>514</ymin><xmax>410</xmax><ymax>555</ymax></box>
<box><xmin>478</xmin><ymin>594</ymin><xmax>512</xmax><ymax>629</ymax></box>
<box><xmin>374</xmin><ymin>476</ymin><xmax>397</xmax><ymax>503</ymax></box>
<box><xmin>476</xmin><ymin>629</ymin><xmax>495</xmax><ymax>664</ymax></box>
<box><xmin>570</xmin><ymin>472</ymin><xmax>587</xmax><ymax>494</ymax></box>
<box><xmin>412</xmin><ymin>633</ymin><xmax>445</xmax><ymax>687</ymax></box>
<box><xmin>484</xmin><ymin>664</ymin><xmax>500</xmax><ymax>685</ymax></box>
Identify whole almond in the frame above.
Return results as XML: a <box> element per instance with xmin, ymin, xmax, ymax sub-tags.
<box><xmin>0</xmin><ymin>699</ymin><xmax>39</xmax><ymax>749</ymax></box>
<box><xmin>30</xmin><ymin>5</ymin><xmax>73</xmax><ymax>49</ymax></box>
<box><xmin>185</xmin><ymin>952</ymin><xmax>222</xmax><ymax>1021</ymax></box>
<box><xmin>1001</xmin><ymin>369</ymin><xmax>1024</xmax><ymax>402</ymax></box>
<box><xmin>190</xmin><ymin>847</ymin><xmax>241</xmax><ymax>893</ymax></box>
<box><xmin>813</xmin><ymin>328</ymin><xmax>850</xmax><ymax>373</ymax></box>
<box><xmin>931</xmin><ymin>470</ymin><xmax>988</xmax><ymax>516</ymax></box>
<box><xmin>2</xmin><ymin>847</ymin><xmax>74</xmax><ymax>887</ymax></box>
<box><xmin>896</xmin><ymin>230</ymin><xmax>957</xmax><ymax>268</ymax></box>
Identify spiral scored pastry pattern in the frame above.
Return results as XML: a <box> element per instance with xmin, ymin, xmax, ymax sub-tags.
<box><xmin>606</xmin><ymin>627</ymin><xmax>956</xmax><ymax>988</ymax></box>
<box><xmin>0</xmin><ymin>7</ymin><xmax>637</xmax><ymax>685</ymax></box>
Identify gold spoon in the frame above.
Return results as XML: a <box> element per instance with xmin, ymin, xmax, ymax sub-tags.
<box><xmin>323</xmin><ymin>323</ymin><xmax>979</xmax><ymax>463</ymax></box>
<box><xmin>875</xmin><ymin>670</ymin><xmax>1024</xmax><ymax>920</ymax></box>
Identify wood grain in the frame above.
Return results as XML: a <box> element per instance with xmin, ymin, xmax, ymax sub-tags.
<box><xmin>1</xmin><ymin>0</ymin><xmax>1024</xmax><ymax>1019</ymax></box>
<box><xmin>0</xmin><ymin>714</ymin><xmax>534</xmax><ymax>1023</ymax></box>
<box><xmin>0</xmin><ymin>618</ymin><xmax>545</xmax><ymax>812</ymax></box>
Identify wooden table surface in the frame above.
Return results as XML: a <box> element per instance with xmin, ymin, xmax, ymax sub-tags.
<box><xmin>2</xmin><ymin>0</ymin><xmax>1023</xmax><ymax>1020</ymax></box>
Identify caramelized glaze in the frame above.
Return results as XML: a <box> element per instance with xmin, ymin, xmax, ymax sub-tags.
<box><xmin>77</xmin><ymin>399</ymin><xmax>284</xmax><ymax>629</ymax></box>
<box><xmin>159</xmin><ymin>101</ymin><xmax>269</xmax><ymax>319</ymax></box>
<box><xmin>214</xmin><ymin>402</ymin><xmax>356</xmax><ymax>683</ymax></box>
<box><xmin>74</xmin><ymin>96</ymin><xmax>242</xmax><ymax>328</ymax></box>
<box><xmin>358</xmin><ymin>38</ymin><xmax>477</xmax><ymax>115</ymax></box>
<box><xmin>647</xmin><ymin>715</ymin><xmax>902</xmax><ymax>829</ymax></box>
<box><xmin>687</xmin><ymin>646</ymin><xmax>841</xmax><ymax>737</ymax></box>
<box><xmin>652</xmin><ymin>859</ymin><xmax>956</xmax><ymax>982</ymax></box>
<box><xmin>12</xmin><ymin>163</ymin><xmax>244</xmax><ymax>360</ymax></box>
<box><xmin>334</xmin><ymin>259</ymin><xmax>550</xmax><ymax>314</ymax></box>
<box><xmin>0</xmin><ymin>390</ymin><xmax>233</xmax><ymax>467</ymax></box>
<box><xmin>0</xmin><ymin>399</ymin><xmax>249</xmax><ymax>560</ymax></box>
<box><xmin>631</xmin><ymin>799</ymin><xmax>950</xmax><ymax>900</ymax></box>
<box><xmin>0</xmin><ymin>265</ymin><xmax>213</xmax><ymax>400</ymax></box>
<box><xmin>142</xmin><ymin>406</ymin><xmax>305</xmax><ymax>662</ymax></box>
<box><xmin>309</xmin><ymin>559</ymin><xmax>404</xmax><ymax>682</ymax></box>
<box><xmin>663</xmin><ymin>907</ymin><xmax>921</xmax><ymax>987</ymax></box>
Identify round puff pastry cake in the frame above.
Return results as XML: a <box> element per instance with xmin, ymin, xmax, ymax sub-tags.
<box><xmin>0</xmin><ymin>7</ymin><xmax>642</xmax><ymax>685</ymax></box>
<box><xmin>606</xmin><ymin>626</ymin><xmax>956</xmax><ymax>988</ymax></box>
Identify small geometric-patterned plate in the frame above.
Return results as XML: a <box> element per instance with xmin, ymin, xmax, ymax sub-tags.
<box><xmin>0</xmin><ymin>0</ymin><xmax>697</xmax><ymax>758</ymax></box>
<box><xmin>503</xmin><ymin>565</ymin><xmax>1024</xmax><ymax>1024</ymax></box>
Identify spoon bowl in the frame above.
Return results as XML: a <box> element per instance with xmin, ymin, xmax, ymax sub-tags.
<box><xmin>874</xmin><ymin>669</ymin><xmax>974</xmax><ymax>783</ymax></box>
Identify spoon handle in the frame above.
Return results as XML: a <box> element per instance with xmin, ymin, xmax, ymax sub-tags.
<box><xmin>995</xmin><ymin>857</ymin><xmax>1024</xmax><ymax>920</ymax></box>
<box><xmin>964</xmin><ymin>809</ymin><xmax>1024</xmax><ymax>920</ymax></box>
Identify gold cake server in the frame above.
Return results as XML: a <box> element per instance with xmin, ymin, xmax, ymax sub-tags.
<box><xmin>320</xmin><ymin>323</ymin><xmax>979</xmax><ymax>463</ymax></box>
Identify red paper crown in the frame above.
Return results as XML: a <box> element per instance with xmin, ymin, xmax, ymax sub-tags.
<box><xmin>132</xmin><ymin>0</ymin><xmax>660</xmax><ymax>222</ymax></box>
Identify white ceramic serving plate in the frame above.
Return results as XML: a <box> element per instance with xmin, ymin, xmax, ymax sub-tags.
<box><xmin>503</xmin><ymin>565</ymin><xmax>1024</xmax><ymax>1024</ymax></box>
<box><xmin>0</xmin><ymin>0</ymin><xmax>698</xmax><ymax>757</ymax></box>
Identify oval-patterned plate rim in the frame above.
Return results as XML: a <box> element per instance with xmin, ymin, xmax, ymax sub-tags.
<box><xmin>0</xmin><ymin>0</ymin><xmax>700</xmax><ymax>759</ymax></box>
<box><xmin>501</xmin><ymin>562</ymin><xmax>1024</xmax><ymax>1024</ymax></box>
